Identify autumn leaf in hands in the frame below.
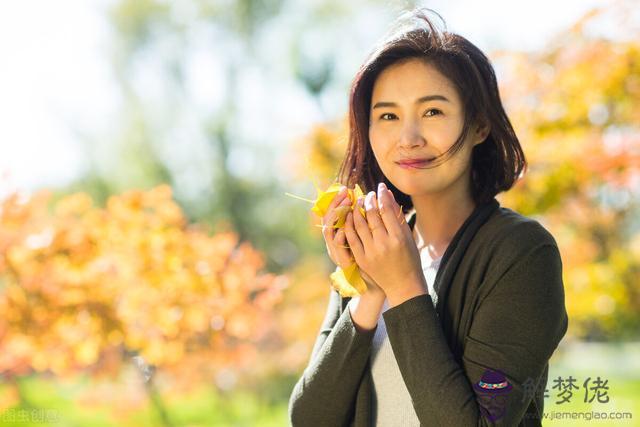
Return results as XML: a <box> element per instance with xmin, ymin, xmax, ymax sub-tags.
<box><xmin>308</xmin><ymin>182</ymin><xmax>366</xmax><ymax>221</ymax></box>
<box><xmin>329</xmin><ymin>262</ymin><xmax>367</xmax><ymax>297</ymax></box>
<box><xmin>285</xmin><ymin>181</ymin><xmax>367</xmax><ymax>297</ymax></box>
<box><xmin>312</xmin><ymin>182</ymin><xmax>367</xmax><ymax>297</ymax></box>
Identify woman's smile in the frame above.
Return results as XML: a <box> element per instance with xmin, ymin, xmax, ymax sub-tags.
<box><xmin>396</xmin><ymin>159</ymin><xmax>435</xmax><ymax>169</ymax></box>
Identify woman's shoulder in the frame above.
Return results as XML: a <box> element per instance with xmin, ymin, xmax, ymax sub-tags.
<box><xmin>474</xmin><ymin>205</ymin><xmax>564</xmax><ymax>294</ymax></box>
<box><xmin>405</xmin><ymin>200</ymin><xmax>559</xmax><ymax>256</ymax></box>
<box><xmin>480</xmin><ymin>204</ymin><xmax>559</xmax><ymax>255</ymax></box>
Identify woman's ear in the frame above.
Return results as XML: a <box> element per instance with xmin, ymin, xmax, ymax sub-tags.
<box><xmin>472</xmin><ymin>120</ymin><xmax>491</xmax><ymax>146</ymax></box>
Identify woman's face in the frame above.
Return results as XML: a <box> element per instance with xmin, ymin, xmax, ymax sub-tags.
<box><xmin>368</xmin><ymin>58</ymin><xmax>487</xmax><ymax>200</ymax></box>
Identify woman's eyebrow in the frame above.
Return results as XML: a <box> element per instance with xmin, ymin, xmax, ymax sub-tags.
<box><xmin>372</xmin><ymin>94</ymin><xmax>450</xmax><ymax>109</ymax></box>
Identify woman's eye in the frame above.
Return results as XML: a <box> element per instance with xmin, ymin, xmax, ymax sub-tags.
<box><xmin>377</xmin><ymin>110</ymin><xmax>441</xmax><ymax>121</ymax></box>
<box><xmin>424</xmin><ymin>109</ymin><xmax>442</xmax><ymax>117</ymax></box>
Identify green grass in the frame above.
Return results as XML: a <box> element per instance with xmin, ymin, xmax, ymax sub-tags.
<box><xmin>538</xmin><ymin>370</ymin><xmax>639</xmax><ymax>426</ymax></box>
<box><xmin>0</xmin><ymin>375</ymin><xmax>291</xmax><ymax>427</ymax></box>
<box><xmin>541</xmin><ymin>342</ymin><xmax>640</xmax><ymax>426</ymax></box>
<box><xmin>2</xmin><ymin>373</ymin><xmax>637</xmax><ymax>426</ymax></box>
<box><xmin>1</xmin><ymin>343</ymin><xmax>639</xmax><ymax>426</ymax></box>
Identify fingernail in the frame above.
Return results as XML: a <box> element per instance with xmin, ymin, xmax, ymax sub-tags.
<box><xmin>339</xmin><ymin>186</ymin><xmax>347</xmax><ymax>194</ymax></box>
<box><xmin>365</xmin><ymin>192</ymin><xmax>376</xmax><ymax>209</ymax></box>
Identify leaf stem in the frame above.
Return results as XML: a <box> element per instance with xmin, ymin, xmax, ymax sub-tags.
<box><xmin>283</xmin><ymin>192</ymin><xmax>315</xmax><ymax>204</ymax></box>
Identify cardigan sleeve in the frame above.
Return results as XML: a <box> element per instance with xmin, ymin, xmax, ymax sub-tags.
<box><xmin>382</xmin><ymin>242</ymin><xmax>568</xmax><ymax>426</ymax></box>
<box><xmin>288</xmin><ymin>286</ymin><xmax>378</xmax><ymax>427</ymax></box>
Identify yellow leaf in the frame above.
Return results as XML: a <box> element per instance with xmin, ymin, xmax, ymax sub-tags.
<box><xmin>332</xmin><ymin>205</ymin><xmax>352</xmax><ymax>228</ymax></box>
<box><xmin>350</xmin><ymin>184</ymin><xmax>367</xmax><ymax>219</ymax></box>
<box><xmin>286</xmin><ymin>181</ymin><xmax>367</xmax><ymax>221</ymax></box>
<box><xmin>330</xmin><ymin>263</ymin><xmax>367</xmax><ymax>297</ymax></box>
<box><xmin>351</xmin><ymin>183</ymin><xmax>365</xmax><ymax>204</ymax></box>
<box><xmin>310</xmin><ymin>182</ymin><xmax>343</xmax><ymax>217</ymax></box>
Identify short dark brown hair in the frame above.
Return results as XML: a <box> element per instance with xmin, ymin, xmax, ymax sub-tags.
<box><xmin>337</xmin><ymin>8</ymin><xmax>526</xmax><ymax>212</ymax></box>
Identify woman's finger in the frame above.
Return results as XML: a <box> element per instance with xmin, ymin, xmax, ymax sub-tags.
<box><xmin>344</xmin><ymin>211</ymin><xmax>365</xmax><ymax>261</ymax></box>
<box><xmin>350</xmin><ymin>198</ymin><xmax>373</xmax><ymax>256</ymax></box>
<box><xmin>364</xmin><ymin>190</ymin><xmax>388</xmax><ymax>238</ymax></box>
<box><xmin>376</xmin><ymin>183</ymin><xmax>404</xmax><ymax>236</ymax></box>
<box><xmin>322</xmin><ymin>189</ymin><xmax>349</xmax><ymax>238</ymax></box>
<box><xmin>387</xmin><ymin>188</ymin><xmax>411</xmax><ymax>237</ymax></box>
<box><xmin>322</xmin><ymin>186</ymin><xmax>347</xmax><ymax>223</ymax></box>
<box><xmin>334</xmin><ymin>229</ymin><xmax>355</xmax><ymax>267</ymax></box>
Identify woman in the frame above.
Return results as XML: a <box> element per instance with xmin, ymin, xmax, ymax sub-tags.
<box><xmin>289</xmin><ymin>8</ymin><xmax>568</xmax><ymax>427</ymax></box>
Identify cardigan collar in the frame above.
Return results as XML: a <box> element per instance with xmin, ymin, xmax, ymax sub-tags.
<box><xmin>407</xmin><ymin>197</ymin><xmax>500</xmax><ymax>319</ymax></box>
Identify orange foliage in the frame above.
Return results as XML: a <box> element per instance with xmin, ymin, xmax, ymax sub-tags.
<box><xmin>493</xmin><ymin>5</ymin><xmax>640</xmax><ymax>339</ymax></box>
<box><xmin>0</xmin><ymin>185</ymin><xmax>287</xmax><ymax>391</ymax></box>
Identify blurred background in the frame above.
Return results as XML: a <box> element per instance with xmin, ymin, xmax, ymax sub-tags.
<box><xmin>1</xmin><ymin>0</ymin><xmax>639</xmax><ymax>425</ymax></box>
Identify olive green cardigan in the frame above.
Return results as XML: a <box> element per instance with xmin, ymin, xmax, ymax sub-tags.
<box><xmin>288</xmin><ymin>197</ymin><xmax>569</xmax><ymax>426</ymax></box>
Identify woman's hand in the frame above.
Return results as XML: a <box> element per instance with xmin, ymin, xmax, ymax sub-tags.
<box><xmin>321</xmin><ymin>186</ymin><xmax>386</xmax><ymax>297</ymax></box>
<box><xmin>358</xmin><ymin>268</ymin><xmax>385</xmax><ymax>298</ymax></box>
<box><xmin>343</xmin><ymin>182</ymin><xmax>428</xmax><ymax>307</ymax></box>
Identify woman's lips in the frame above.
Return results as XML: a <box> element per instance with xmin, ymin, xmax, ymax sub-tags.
<box><xmin>396</xmin><ymin>159</ymin><xmax>434</xmax><ymax>169</ymax></box>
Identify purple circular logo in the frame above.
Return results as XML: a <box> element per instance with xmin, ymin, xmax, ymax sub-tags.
<box><xmin>474</xmin><ymin>369</ymin><xmax>512</xmax><ymax>421</ymax></box>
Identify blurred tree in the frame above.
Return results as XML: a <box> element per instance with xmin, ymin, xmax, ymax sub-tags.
<box><xmin>497</xmin><ymin>3</ymin><xmax>640</xmax><ymax>340</ymax></box>
<box><xmin>69</xmin><ymin>0</ymin><xmax>302</xmax><ymax>275</ymax></box>
<box><xmin>68</xmin><ymin>0</ymin><xmax>395</xmax><ymax>275</ymax></box>
<box><xmin>28</xmin><ymin>0</ymin><xmax>407</xmax><ymax>414</ymax></box>
<box><xmin>0</xmin><ymin>186</ymin><xmax>286</xmax><ymax>422</ymax></box>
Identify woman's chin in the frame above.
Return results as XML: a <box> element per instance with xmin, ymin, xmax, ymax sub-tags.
<box><xmin>392</xmin><ymin>182</ymin><xmax>444</xmax><ymax>198</ymax></box>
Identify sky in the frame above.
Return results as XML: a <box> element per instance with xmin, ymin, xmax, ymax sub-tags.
<box><xmin>0</xmin><ymin>0</ymin><xmax>613</xmax><ymax>196</ymax></box>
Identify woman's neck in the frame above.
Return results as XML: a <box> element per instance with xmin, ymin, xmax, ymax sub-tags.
<box><xmin>411</xmin><ymin>191</ymin><xmax>476</xmax><ymax>260</ymax></box>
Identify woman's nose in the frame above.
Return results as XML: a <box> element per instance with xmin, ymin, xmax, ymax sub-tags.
<box><xmin>398</xmin><ymin>121</ymin><xmax>425</xmax><ymax>148</ymax></box>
